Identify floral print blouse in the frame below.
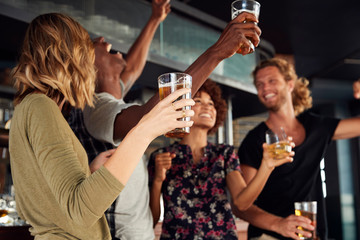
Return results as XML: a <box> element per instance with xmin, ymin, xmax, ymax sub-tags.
<box><xmin>148</xmin><ymin>142</ymin><xmax>241</xmax><ymax>240</ymax></box>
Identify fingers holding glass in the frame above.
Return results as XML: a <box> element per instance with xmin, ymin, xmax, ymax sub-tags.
<box><xmin>294</xmin><ymin>201</ymin><xmax>317</xmax><ymax>239</ymax></box>
<box><xmin>158</xmin><ymin>73</ymin><xmax>193</xmax><ymax>138</ymax></box>
<box><xmin>265</xmin><ymin>128</ymin><xmax>293</xmax><ymax>161</ymax></box>
<box><xmin>231</xmin><ymin>0</ymin><xmax>261</xmax><ymax>54</ymax></box>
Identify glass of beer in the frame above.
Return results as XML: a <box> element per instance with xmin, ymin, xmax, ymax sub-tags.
<box><xmin>158</xmin><ymin>72</ymin><xmax>192</xmax><ymax>138</ymax></box>
<box><xmin>265</xmin><ymin>127</ymin><xmax>292</xmax><ymax>160</ymax></box>
<box><xmin>231</xmin><ymin>0</ymin><xmax>260</xmax><ymax>54</ymax></box>
<box><xmin>0</xmin><ymin>197</ymin><xmax>8</xmax><ymax>218</ymax></box>
<box><xmin>294</xmin><ymin>201</ymin><xmax>317</xmax><ymax>239</ymax></box>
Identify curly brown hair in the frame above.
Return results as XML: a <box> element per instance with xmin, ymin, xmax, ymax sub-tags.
<box><xmin>252</xmin><ymin>58</ymin><xmax>312</xmax><ymax>116</ymax></box>
<box><xmin>195</xmin><ymin>79</ymin><xmax>227</xmax><ymax>135</ymax></box>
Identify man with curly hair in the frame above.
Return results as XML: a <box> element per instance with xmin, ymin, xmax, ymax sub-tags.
<box><xmin>237</xmin><ymin>58</ymin><xmax>360</xmax><ymax>240</ymax></box>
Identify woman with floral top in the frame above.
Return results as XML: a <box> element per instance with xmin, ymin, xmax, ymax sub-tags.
<box><xmin>148</xmin><ymin>79</ymin><xmax>295</xmax><ymax>239</ymax></box>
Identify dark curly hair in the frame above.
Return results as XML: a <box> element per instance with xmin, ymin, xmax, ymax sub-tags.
<box><xmin>195</xmin><ymin>79</ymin><xmax>227</xmax><ymax>135</ymax></box>
<box><xmin>252</xmin><ymin>58</ymin><xmax>312</xmax><ymax>116</ymax></box>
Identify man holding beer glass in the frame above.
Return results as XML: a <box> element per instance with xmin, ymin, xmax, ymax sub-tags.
<box><xmin>237</xmin><ymin>58</ymin><xmax>360</xmax><ymax>240</ymax></box>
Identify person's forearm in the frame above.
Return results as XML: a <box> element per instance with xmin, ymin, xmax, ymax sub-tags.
<box><xmin>185</xmin><ymin>45</ymin><xmax>224</xmax><ymax>97</ymax></box>
<box><xmin>234</xmin><ymin>204</ymin><xmax>283</xmax><ymax>233</ymax></box>
<box><xmin>332</xmin><ymin>117</ymin><xmax>360</xmax><ymax>140</ymax></box>
<box><xmin>114</xmin><ymin>45</ymin><xmax>224</xmax><ymax>140</ymax></box>
<box><xmin>150</xmin><ymin>179</ymin><xmax>163</xmax><ymax>227</ymax></box>
<box><xmin>114</xmin><ymin>34</ymin><xmax>229</xmax><ymax>140</ymax></box>
<box><xmin>124</xmin><ymin>28</ymin><xmax>226</xmax><ymax>99</ymax></box>
<box><xmin>104</xmin><ymin>122</ymin><xmax>152</xmax><ymax>185</ymax></box>
<box><xmin>232</xmin><ymin>162</ymin><xmax>273</xmax><ymax>210</ymax></box>
<box><xmin>114</xmin><ymin>94</ymin><xmax>159</xmax><ymax>140</ymax></box>
<box><xmin>121</xmin><ymin>16</ymin><xmax>162</xmax><ymax>92</ymax></box>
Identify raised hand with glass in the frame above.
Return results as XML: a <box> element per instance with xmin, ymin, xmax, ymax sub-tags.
<box><xmin>231</xmin><ymin>0</ymin><xmax>261</xmax><ymax>54</ymax></box>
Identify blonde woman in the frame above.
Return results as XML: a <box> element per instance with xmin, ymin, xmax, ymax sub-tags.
<box><xmin>9</xmin><ymin>13</ymin><xmax>194</xmax><ymax>239</ymax></box>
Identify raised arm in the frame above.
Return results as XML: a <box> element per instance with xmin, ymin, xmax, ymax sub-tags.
<box><xmin>227</xmin><ymin>143</ymin><xmax>293</xmax><ymax>211</ymax></box>
<box><xmin>332</xmin><ymin>117</ymin><xmax>360</xmax><ymax>140</ymax></box>
<box><xmin>185</xmin><ymin>12</ymin><xmax>260</xmax><ymax>93</ymax></box>
<box><xmin>332</xmin><ymin>79</ymin><xmax>360</xmax><ymax>140</ymax></box>
<box><xmin>105</xmin><ymin>88</ymin><xmax>193</xmax><ymax>185</ymax></box>
<box><xmin>113</xmin><ymin>11</ymin><xmax>261</xmax><ymax>140</ymax></box>
<box><xmin>121</xmin><ymin>0</ymin><xmax>171</xmax><ymax>94</ymax></box>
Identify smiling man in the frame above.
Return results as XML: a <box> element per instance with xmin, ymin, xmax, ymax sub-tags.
<box><xmin>236</xmin><ymin>58</ymin><xmax>360</xmax><ymax>240</ymax></box>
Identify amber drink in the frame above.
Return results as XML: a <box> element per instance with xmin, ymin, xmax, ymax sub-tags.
<box><xmin>231</xmin><ymin>0</ymin><xmax>260</xmax><ymax>54</ymax></box>
<box><xmin>268</xmin><ymin>141</ymin><xmax>292</xmax><ymax>159</ymax></box>
<box><xmin>265</xmin><ymin>128</ymin><xmax>291</xmax><ymax>160</ymax></box>
<box><xmin>158</xmin><ymin>73</ymin><xmax>192</xmax><ymax>138</ymax></box>
<box><xmin>0</xmin><ymin>209</ymin><xmax>8</xmax><ymax>218</ymax></box>
<box><xmin>294</xmin><ymin>201</ymin><xmax>317</xmax><ymax>239</ymax></box>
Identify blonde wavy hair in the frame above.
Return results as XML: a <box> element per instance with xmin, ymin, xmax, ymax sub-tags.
<box><xmin>12</xmin><ymin>13</ymin><xmax>96</xmax><ymax>109</ymax></box>
<box><xmin>252</xmin><ymin>58</ymin><xmax>312</xmax><ymax>116</ymax></box>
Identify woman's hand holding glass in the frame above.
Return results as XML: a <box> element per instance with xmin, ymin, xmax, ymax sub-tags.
<box><xmin>137</xmin><ymin>88</ymin><xmax>195</xmax><ymax>141</ymax></box>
